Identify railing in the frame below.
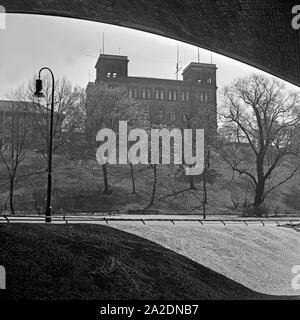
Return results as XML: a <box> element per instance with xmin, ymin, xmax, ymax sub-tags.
<box><xmin>1</xmin><ymin>214</ymin><xmax>300</xmax><ymax>227</ymax></box>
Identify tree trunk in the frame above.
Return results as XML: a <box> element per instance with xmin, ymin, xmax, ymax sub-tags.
<box><xmin>188</xmin><ymin>164</ymin><xmax>196</xmax><ymax>190</ymax></box>
<box><xmin>254</xmin><ymin>180</ymin><xmax>265</xmax><ymax>210</ymax></box>
<box><xmin>203</xmin><ymin>167</ymin><xmax>207</xmax><ymax>204</ymax></box>
<box><xmin>9</xmin><ymin>177</ymin><xmax>15</xmax><ymax>214</ymax></box>
<box><xmin>189</xmin><ymin>175</ymin><xmax>196</xmax><ymax>190</ymax></box>
<box><xmin>102</xmin><ymin>164</ymin><xmax>111</xmax><ymax>194</ymax></box>
<box><xmin>130</xmin><ymin>163</ymin><xmax>136</xmax><ymax>194</ymax></box>
<box><xmin>148</xmin><ymin>164</ymin><xmax>157</xmax><ymax>207</ymax></box>
<box><xmin>254</xmin><ymin>158</ymin><xmax>265</xmax><ymax>216</ymax></box>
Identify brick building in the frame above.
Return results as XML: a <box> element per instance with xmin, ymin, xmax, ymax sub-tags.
<box><xmin>85</xmin><ymin>54</ymin><xmax>217</xmax><ymax>136</ymax></box>
<box><xmin>0</xmin><ymin>100</ymin><xmax>62</xmax><ymax>152</ymax></box>
<box><xmin>0</xmin><ymin>100</ymin><xmax>37</xmax><ymax>151</ymax></box>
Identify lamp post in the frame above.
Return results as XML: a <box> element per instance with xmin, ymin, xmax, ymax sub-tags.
<box><xmin>34</xmin><ymin>67</ymin><xmax>55</xmax><ymax>223</ymax></box>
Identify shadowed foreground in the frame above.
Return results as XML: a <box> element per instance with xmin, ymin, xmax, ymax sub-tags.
<box><xmin>0</xmin><ymin>224</ymin><xmax>296</xmax><ymax>300</ymax></box>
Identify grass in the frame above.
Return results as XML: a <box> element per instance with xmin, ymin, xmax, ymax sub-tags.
<box><xmin>1</xmin><ymin>150</ymin><xmax>300</xmax><ymax>215</ymax></box>
<box><xmin>0</xmin><ymin>223</ymin><xmax>291</xmax><ymax>300</ymax></box>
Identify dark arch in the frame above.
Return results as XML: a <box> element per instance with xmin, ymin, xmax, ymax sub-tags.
<box><xmin>2</xmin><ymin>0</ymin><xmax>300</xmax><ymax>87</ymax></box>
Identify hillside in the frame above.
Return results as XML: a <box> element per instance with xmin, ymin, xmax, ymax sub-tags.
<box><xmin>0</xmin><ymin>150</ymin><xmax>299</xmax><ymax>215</ymax></box>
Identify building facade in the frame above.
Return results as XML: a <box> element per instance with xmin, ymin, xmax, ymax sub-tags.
<box><xmin>0</xmin><ymin>100</ymin><xmax>63</xmax><ymax>153</ymax></box>
<box><xmin>86</xmin><ymin>54</ymin><xmax>217</xmax><ymax>136</ymax></box>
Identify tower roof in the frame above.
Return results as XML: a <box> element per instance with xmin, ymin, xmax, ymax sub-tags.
<box><xmin>182</xmin><ymin>62</ymin><xmax>217</xmax><ymax>76</ymax></box>
<box><xmin>95</xmin><ymin>54</ymin><xmax>129</xmax><ymax>68</ymax></box>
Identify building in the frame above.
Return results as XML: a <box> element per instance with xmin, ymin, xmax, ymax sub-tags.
<box><xmin>85</xmin><ymin>54</ymin><xmax>217</xmax><ymax>137</ymax></box>
<box><xmin>0</xmin><ymin>100</ymin><xmax>59</xmax><ymax>152</ymax></box>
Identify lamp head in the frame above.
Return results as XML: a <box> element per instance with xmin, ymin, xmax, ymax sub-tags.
<box><xmin>33</xmin><ymin>79</ymin><xmax>45</xmax><ymax>98</ymax></box>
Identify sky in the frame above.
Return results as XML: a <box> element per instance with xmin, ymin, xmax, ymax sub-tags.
<box><xmin>0</xmin><ymin>13</ymin><xmax>299</xmax><ymax>100</ymax></box>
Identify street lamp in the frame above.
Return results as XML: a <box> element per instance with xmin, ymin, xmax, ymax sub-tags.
<box><xmin>34</xmin><ymin>67</ymin><xmax>55</xmax><ymax>223</ymax></box>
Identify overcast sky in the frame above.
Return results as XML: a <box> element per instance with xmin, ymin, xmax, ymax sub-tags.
<box><xmin>0</xmin><ymin>14</ymin><xmax>299</xmax><ymax>100</ymax></box>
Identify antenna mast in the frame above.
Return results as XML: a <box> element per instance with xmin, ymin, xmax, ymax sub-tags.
<box><xmin>102</xmin><ymin>32</ymin><xmax>105</xmax><ymax>54</ymax></box>
<box><xmin>175</xmin><ymin>44</ymin><xmax>182</xmax><ymax>80</ymax></box>
<box><xmin>176</xmin><ymin>44</ymin><xmax>179</xmax><ymax>80</ymax></box>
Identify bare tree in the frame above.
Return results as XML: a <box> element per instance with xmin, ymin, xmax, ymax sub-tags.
<box><xmin>219</xmin><ymin>74</ymin><xmax>300</xmax><ymax>214</ymax></box>
<box><xmin>128</xmin><ymin>103</ymin><xmax>151</xmax><ymax>194</ymax></box>
<box><xmin>0</xmin><ymin>93</ymin><xmax>29</xmax><ymax>214</ymax></box>
<box><xmin>28</xmin><ymin>76</ymin><xmax>82</xmax><ymax>160</ymax></box>
<box><xmin>73</xmin><ymin>83</ymin><xmax>141</xmax><ymax>194</ymax></box>
<box><xmin>181</xmin><ymin>110</ymin><xmax>197</xmax><ymax>190</ymax></box>
<box><xmin>147</xmin><ymin>163</ymin><xmax>157</xmax><ymax>208</ymax></box>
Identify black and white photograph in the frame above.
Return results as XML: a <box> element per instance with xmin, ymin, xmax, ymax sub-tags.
<box><xmin>0</xmin><ymin>0</ymin><xmax>300</xmax><ymax>315</ymax></box>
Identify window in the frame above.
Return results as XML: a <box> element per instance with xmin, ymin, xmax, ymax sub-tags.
<box><xmin>181</xmin><ymin>91</ymin><xmax>185</xmax><ymax>101</ymax></box>
<box><xmin>172</xmin><ymin>90</ymin><xmax>177</xmax><ymax>101</ymax></box>
<box><xmin>200</xmin><ymin>92</ymin><xmax>209</xmax><ymax>103</ymax></box>
<box><xmin>155</xmin><ymin>89</ymin><xmax>164</xmax><ymax>100</ymax></box>
<box><xmin>106</xmin><ymin>72</ymin><xmax>111</xmax><ymax>78</ymax></box>
<box><xmin>181</xmin><ymin>90</ymin><xmax>189</xmax><ymax>101</ymax></box>
<box><xmin>160</xmin><ymin>89</ymin><xmax>164</xmax><ymax>100</ymax></box>
<box><xmin>155</xmin><ymin>89</ymin><xmax>160</xmax><ymax>100</ymax></box>
<box><xmin>129</xmin><ymin>87</ymin><xmax>138</xmax><ymax>99</ymax></box>
<box><xmin>207</xmin><ymin>77</ymin><xmax>212</xmax><ymax>83</ymax></box>
<box><xmin>168</xmin><ymin>90</ymin><xmax>172</xmax><ymax>101</ymax></box>
<box><xmin>158</xmin><ymin>110</ymin><xmax>163</xmax><ymax>121</ymax></box>
<box><xmin>204</xmin><ymin>93</ymin><xmax>208</xmax><ymax>103</ymax></box>
<box><xmin>200</xmin><ymin>92</ymin><xmax>204</xmax><ymax>102</ymax></box>
<box><xmin>141</xmin><ymin>88</ymin><xmax>152</xmax><ymax>99</ymax></box>
<box><xmin>170</xmin><ymin>111</ymin><xmax>176</xmax><ymax>121</ymax></box>
<box><xmin>112</xmin><ymin>72</ymin><xmax>117</xmax><ymax>78</ymax></box>
<box><xmin>147</xmin><ymin>89</ymin><xmax>152</xmax><ymax>99</ymax></box>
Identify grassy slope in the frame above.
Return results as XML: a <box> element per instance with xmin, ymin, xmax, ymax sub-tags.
<box><xmin>0</xmin><ymin>223</ymin><xmax>290</xmax><ymax>300</ymax></box>
<box><xmin>1</xmin><ymin>151</ymin><xmax>299</xmax><ymax>214</ymax></box>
